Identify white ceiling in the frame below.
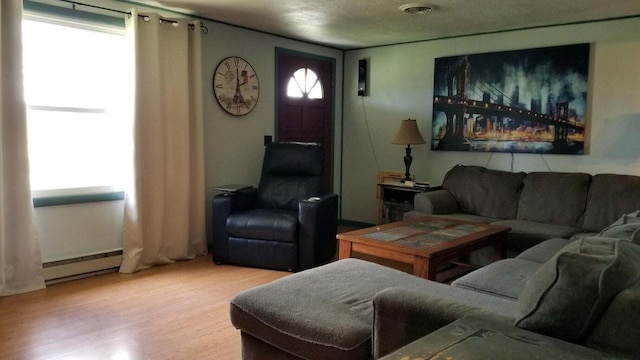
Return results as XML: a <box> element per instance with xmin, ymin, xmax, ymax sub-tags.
<box><xmin>137</xmin><ymin>0</ymin><xmax>640</xmax><ymax>49</ymax></box>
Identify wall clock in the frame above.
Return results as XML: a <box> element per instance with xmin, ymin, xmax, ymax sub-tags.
<box><xmin>213</xmin><ymin>56</ymin><xmax>260</xmax><ymax>116</ymax></box>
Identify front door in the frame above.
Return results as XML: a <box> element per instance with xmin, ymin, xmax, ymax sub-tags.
<box><xmin>276</xmin><ymin>49</ymin><xmax>335</xmax><ymax>192</ymax></box>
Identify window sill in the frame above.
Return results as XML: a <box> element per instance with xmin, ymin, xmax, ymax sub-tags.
<box><xmin>32</xmin><ymin>187</ymin><xmax>125</xmax><ymax>207</ymax></box>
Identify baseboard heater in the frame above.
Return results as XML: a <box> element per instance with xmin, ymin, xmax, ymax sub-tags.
<box><xmin>43</xmin><ymin>250</ymin><xmax>123</xmax><ymax>285</ymax></box>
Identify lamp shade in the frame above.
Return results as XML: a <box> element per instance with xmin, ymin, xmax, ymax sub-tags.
<box><xmin>391</xmin><ymin>119</ymin><xmax>425</xmax><ymax>145</ymax></box>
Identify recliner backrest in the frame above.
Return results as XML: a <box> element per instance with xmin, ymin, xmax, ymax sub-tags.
<box><xmin>257</xmin><ymin>142</ymin><xmax>324</xmax><ymax>210</ymax></box>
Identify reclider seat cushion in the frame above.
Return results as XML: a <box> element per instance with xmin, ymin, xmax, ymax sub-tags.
<box><xmin>227</xmin><ymin>208</ymin><xmax>298</xmax><ymax>242</ymax></box>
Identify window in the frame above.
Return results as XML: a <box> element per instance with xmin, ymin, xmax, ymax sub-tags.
<box><xmin>286</xmin><ymin>68</ymin><xmax>323</xmax><ymax>99</ymax></box>
<box><xmin>22</xmin><ymin>11</ymin><xmax>131</xmax><ymax>197</ymax></box>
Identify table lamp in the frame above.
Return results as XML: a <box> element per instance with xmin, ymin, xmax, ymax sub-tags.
<box><xmin>391</xmin><ymin>118</ymin><xmax>425</xmax><ymax>182</ymax></box>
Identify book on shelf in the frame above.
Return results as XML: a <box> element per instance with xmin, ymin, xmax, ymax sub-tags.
<box><xmin>413</xmin><ymin>181</ymin><xmax>430</xmax><ymax>189</ymax></box>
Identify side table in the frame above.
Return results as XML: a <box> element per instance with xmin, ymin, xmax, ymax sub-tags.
<box><xmin>213</xmin><ymin>184</ymin><xmax>253</xmax><ymax>195</ymax></box>
<box><xmin>377</xmin><ymin>181</ymin><xmax>439</xmax><ymax>224</ymax></box>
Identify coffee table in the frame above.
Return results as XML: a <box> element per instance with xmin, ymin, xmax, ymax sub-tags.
<box><xmin>337</xmin><ymin>216</ymin><xmax>510</xmax><ymax>280</ymax></box>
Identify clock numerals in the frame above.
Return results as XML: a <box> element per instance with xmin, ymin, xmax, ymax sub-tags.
<box><xmin>213</xmin><ymin>56</ymin><xmax>259</xmax><ymax>116</ymax></box>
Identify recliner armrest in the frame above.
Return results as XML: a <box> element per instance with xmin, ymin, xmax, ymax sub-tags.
<box><xmin>298</xmin><ymin>193</ymin><xmax>339</xmax><ymax>270</ymax></box>
<box><xmin>414</xmin><ymin>189</ymin><xmax>458</xmax><ymax>215</ymax></box>
<box><xmin>212</xmin><ymin>188</ymin><xmax>257</xmax><ymax>263</ymax></box>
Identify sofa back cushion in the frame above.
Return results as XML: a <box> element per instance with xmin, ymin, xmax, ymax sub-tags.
<box><xmin>442</xmin><ymin>165</ymin><xmax>525</xmax><ymax>220</ymax></box>
<box><xmin>514</xmin><ymin>237</ymin><xmax>640</xmax><ymax>342</ymax></box>
<box><xmin>516</xmin><ymin>172</ymin><xmax>590</xmax><ymax>227</ymax></box>
<box><xmin>581</xmin><ymin>174</ymin><xmax>640</xmax><ymax>232</ymax></box>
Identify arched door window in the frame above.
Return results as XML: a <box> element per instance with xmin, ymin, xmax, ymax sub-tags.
<box><xmin>286</xmin><ymin>68</ymin><xmax>323</xmax><ymax>99</ymax></box>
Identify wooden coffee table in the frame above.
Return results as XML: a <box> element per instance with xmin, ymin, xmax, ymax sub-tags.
<box><xmin>337</xmin><ymin>216</ymin><xmax>510</xmax><ymax>280</ymax></box>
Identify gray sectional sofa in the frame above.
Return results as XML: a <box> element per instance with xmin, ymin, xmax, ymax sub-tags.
<box><xmin>406</xmin><ymin>165</ymin><xmax>640</xmax><ymax>254</ymax></box>
<box><xmin>229</xmin><ymin>166</ymin><xmax>640</xmax><ymax>359</ymax></box>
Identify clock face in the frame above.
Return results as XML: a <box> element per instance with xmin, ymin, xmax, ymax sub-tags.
<box><xmin>213</xmin><ymin>56</ymin><xmax>260</xmax><ymax>116</ymax></box>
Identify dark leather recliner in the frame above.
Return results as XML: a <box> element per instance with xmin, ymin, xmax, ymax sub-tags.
<box><xmin>212</xmin><ymin>142</ymin><xmax>339</xmax><ymax>271</ymax></box>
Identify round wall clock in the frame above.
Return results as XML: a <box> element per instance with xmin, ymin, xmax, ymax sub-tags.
<box><xmin>213</xmin><ymin>56</ymin><xmax>260</xmax><ymax>116</ymax></box>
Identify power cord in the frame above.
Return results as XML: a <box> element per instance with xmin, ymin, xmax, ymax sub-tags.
<box><xmin>361</xmin><ymin>96</ymin><xmax>380</xmax><ymax>171</ymax></box>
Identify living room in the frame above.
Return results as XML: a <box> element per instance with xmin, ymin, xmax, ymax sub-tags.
<box><xmin>2</xmin><ymin>0</ymin><xmax>640</xmax><ymax>358</ymax></box>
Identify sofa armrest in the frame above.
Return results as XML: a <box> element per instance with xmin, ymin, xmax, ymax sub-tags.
<box><xmin>413</xmin><ymin>189</ymin><xmax>458</xmax><ymax>215</ymax></box>
<box><xmin>211</xmin><ymin>188</ymin><xmax>257</xmax><ymax>263</ymax></box>
<box><xmin>372</xmin><ymin>287</ymin><xmax>498</xmax><ymax>359</ymax></box>
<box><xmin>298</xmin><ymin>193</ymin><xmax>339</xmax><ymax>270</ymax></box>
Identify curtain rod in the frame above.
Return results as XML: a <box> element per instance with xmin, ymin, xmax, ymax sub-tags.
<box><xmin>56</xmin><ymin>0</ymin><xmax>209</xmax><ymax>34</ymax></box>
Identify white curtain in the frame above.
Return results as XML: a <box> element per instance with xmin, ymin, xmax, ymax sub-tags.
<box><xmin>120</xmin><ymin>10</ymin><xmax>207</xmax><ymax>273</ymax></box>
<box><xmin>0</xmin><ymin>0</ymin><xmax>46</xmax><ymax>295</ymax></box>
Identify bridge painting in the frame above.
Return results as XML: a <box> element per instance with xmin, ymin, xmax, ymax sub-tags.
<box><xmin>431</xmin><ymin>43</ymin><xmax>590</xmax><ymax>154</ymax></box>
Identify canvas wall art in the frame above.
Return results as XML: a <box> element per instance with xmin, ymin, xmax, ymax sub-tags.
<box><xmin>431</xmin><ymin>43</ymin><xmax>590</xmax><ymax>154</ymax></box>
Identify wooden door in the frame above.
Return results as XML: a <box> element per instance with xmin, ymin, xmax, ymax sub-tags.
<box><xmin>276</xmin><ymin>49</ymin><xmax>335</xmax><ymax>192</ymax></box>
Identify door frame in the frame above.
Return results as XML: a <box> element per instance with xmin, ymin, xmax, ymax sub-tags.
<box><xmin>274</xmin><ymin>47</ymin><xmax>337</xmax><ymax>191</ymax></box>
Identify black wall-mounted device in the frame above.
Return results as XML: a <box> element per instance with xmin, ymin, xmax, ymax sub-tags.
<box><xmin>358</xmin><ymin>59</ymin><xmax>367</xmax><ymax>96</ymax></box>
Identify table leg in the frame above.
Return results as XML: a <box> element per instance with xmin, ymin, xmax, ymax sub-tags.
<box><xmin>414</xmin><ymin>257</ymin><xmax>438</xmax><ymax>280</ymax></box>
<box><xmin>338</xmin><ymin>239</ymin><xmax>352</xmax><ymax>259</ymax></box>
<box><xmin>494</xmin><ymin>234</ymin><xmax>508</xmax><ymax>261</ymax></box>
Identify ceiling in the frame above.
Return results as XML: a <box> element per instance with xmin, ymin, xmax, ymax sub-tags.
<box><xmin>138</xmin><ymin>0</ymin><xmax>640</xmax><ymax>49</ymax></box>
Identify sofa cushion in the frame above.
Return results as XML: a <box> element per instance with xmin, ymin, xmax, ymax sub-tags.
<box><xmin>452</xmin><ymin>258</ymin><xmax>541</xmax><ymax>300</ymax></box>
<box><xmin>516</xmin><ymin>238</ymin><xmax>572</xmax><ymax>264</ymax></box>
<box><xmin>424</xmin><ymin>213</ymin><xmax>501</xmax><ymax>224</ymax></box>
<box><xmin>442</xmin><ymin>165</ymin><xmax>525</xmax><ymax>220</ymax></box>
<box><xmin>515</xmin><ymin>237</ymin><xmax>640</xmax><ymax>342</ymax></box>
<box><xmin>516</xmin><ymin>172</ymin><xmax>590</xmax><ymax>227</ymax></box>
<box><xmin>581</xmin><ymin>174</ymin><xmax>640</xmax><ymax>232</ymax></box>
<box><xmin>494</xmin><ymin>219</ymin><xmax>582</xmax><ymax>253</ymax></box>
<box><xmin>584</xmin><ymin>283</ymin><xmax>640</xmax><ymax>356</ymax></box>
<box><xmin>597</xmin><ymin>211</ymin><xmax>640</xmax><ymax>244</ymax></box>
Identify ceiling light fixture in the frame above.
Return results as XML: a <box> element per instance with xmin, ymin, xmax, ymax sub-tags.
<box><xmin>399</xmin><ymin>3</ymin><xmax>434</xmax><ymax>14</ymax></box>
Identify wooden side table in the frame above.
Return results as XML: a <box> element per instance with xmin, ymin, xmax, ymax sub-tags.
<box><xmin>376</xmin><ymin>171</ymin><xmax>435</xmax><ymax>224</ymax></box>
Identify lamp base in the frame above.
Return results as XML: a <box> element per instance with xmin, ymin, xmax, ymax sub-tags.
<box><xmin>403</xmin><ymin>145</ymin><xmax>413</xmax><ymax>182</ymax></box>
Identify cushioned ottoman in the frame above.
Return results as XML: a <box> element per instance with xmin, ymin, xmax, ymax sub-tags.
<box><xmin>230</xmin><ymin>258</ymin><xmax>496</xmax><ymax>360</ymax></box>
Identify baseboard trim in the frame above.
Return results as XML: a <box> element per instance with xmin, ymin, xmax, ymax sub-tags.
<box><xmin>43</xmin><ymin>251</ymin><xmax>123</xmax><ymax>284</ymax></box>
<box><xmin>339</xmin><ymin>219</ymin><xmax>374</xmax><ymax>229</ymax></box>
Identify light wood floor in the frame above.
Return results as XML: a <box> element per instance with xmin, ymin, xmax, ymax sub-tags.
<box><xmin>0</xmin><ymin>256</ymin><xmax>289</xmax><ymax>360</ymax></box>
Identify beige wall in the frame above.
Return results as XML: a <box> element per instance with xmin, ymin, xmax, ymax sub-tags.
<box><xmin>342</xmin><ymin>17</ymin><xmax>640</xmax><ymax>224</ymax></box>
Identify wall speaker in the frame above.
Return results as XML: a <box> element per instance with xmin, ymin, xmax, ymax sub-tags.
<box><xmin>358</xmin><ymin>59</ymin><xmax>367</xmax><ymax>96</ymax></box>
